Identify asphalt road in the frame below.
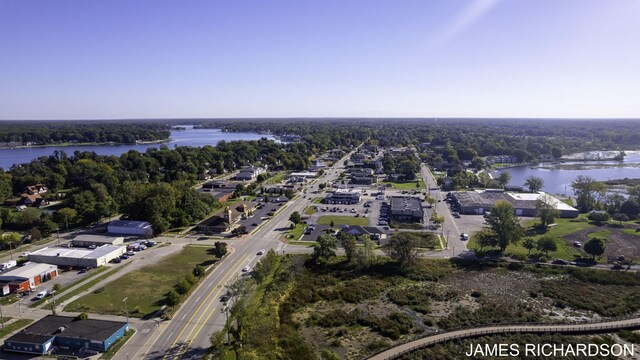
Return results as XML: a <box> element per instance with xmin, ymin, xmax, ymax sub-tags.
<box><xmin>420</xmin><ymin>164</ymin><xmax>468</xmax><ymax>257</ymax></box>
<box><xmin>124</xmin><ymin>149</ymin><xmax>356</xmax><ymax>360</ymax></box>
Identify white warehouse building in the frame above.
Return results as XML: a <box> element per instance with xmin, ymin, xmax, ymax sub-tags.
<box><xmin>107</xmin><ymin>220</ymin><xmax>153</xmax><ymax>237</ymax></box>
<box><xmin>28</xmin><ymin>246</ymin><xmax>126</xmax><ymax>268</ymax></box>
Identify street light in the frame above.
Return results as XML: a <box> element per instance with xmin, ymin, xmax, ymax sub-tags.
<box><xmin>122</xmin><ymin>297</ymin><xmax>129</xmax><ymax>324</ymax></box>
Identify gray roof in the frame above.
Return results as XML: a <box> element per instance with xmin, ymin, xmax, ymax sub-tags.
<box><xmin>8</xmin><ymin>315</ymin><xmax>126</xmax><ymax>342</ymax></box>
<box><xmin>390</xmin><ymin>196</ymin><xmax>423</xmax><ymax>212</ymax></box>
<box><xmin>109</xmin><ymin>220</ymin><xmax>151</xmax><ymax>229</ymax></box>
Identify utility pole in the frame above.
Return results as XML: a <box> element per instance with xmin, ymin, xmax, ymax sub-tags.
<box><xmin>123</xmin><ymin>297</ymin><xmax>129</xmax><ymax>324</ymax></box>
<box><xmin>56</xmin><ymin>228</ymin><xmax>61</xmax><ymax>247</ymax></box>
<box><xmin>50</xmin><ymin>290</ymin><xmax>57</xmax><ymax>315</ymax></box>
<box><xmin>223</xmin><ymin>306</ymin><xmax>230</xmax><ymax>344</ymax></box>
<box><xmin>0</xmin><ymin>302</ymin><xmax>4</xmax><ymax>330</ymax></box>
<box><xmin>17</xmin><ymin>291</ymin><xmax>23</xmax><ymax>318</ymax></box>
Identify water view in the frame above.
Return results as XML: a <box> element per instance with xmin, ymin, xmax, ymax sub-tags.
<box><xmin>0</xmin><ymin>126</ymin><xmax>274</xmax><ymax>169</ymax></box>
<box><xmin>493</xmin><ymin>152</ymin><xmax>640</xmax><ymax>196</ymax></box>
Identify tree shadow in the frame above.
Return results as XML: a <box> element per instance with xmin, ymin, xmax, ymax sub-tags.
<box><xmin>144</xmin><ymin>342</ymin><xmax>209</xmax><ymax>360</ymax></box>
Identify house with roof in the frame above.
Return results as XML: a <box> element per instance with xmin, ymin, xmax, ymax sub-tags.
<box><xmin>197</xmin><ymin>201</ymin><xmax>257</xmax><ymax>233</ymax></box>
<box><xmin>235</xmin><ymin>166</ymin><xmax>267</xmax><ymax>181</ymax></box>
<box><xmin>339</xmin><ymin>225</ymin><xmax>386</xmax><ymax>240</ymax></box>
<box><xmin>23</xmin><ymin>184</ymin><xmax>48</xmax><ymax>195</ymax></box>
<box><xmin>19</xmin><ymin>193</ymin><xmax>47</xmax><ymax>207</ymax></box>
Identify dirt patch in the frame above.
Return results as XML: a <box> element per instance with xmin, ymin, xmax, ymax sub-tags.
<box><xmin>563</xmin><ymin>224</ymin><xmax>640</xmax><ymax>261</ymax></box>
<box><xmin>442</xmin><ymin>269</ymin><xmax>542</xmax><ymax>305</ymax></box>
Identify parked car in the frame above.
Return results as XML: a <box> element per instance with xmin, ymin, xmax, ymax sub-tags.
<box><xmin>126</xmin><ymin>251</ymin><xmax>135</xmax><ymax>256</ymax></box>
<box><xmin>88</xmin><ymin>245</ymin><xmax>97</xmax><ymax>250</ymax></box>
<box><xmin>612</xmin><ymin>262</ymin><xmax>624</xmax><ymax>270</ymax></box>
<box><xmin>35</xmin><ymin>290</ymin><xmax>48</xmax><ymax>300</ymax></box>
<box><xmin>552</xmin><ymin>259</ymin><xmax>569</xmax><ymax>265</ymax></box>
<box><xmin>573</xmin><ymin>241</ymin><xmax>582</xmax><ymax>248</ymax></box>
<box><xmin>146</xmin><ymin>241</ymin><xmax>157</xmax><ymax>246</ymax></box>
<box><xmin>120</xmin><ymin>254</ymin><xmax>130</xmax><ymax>259</ymax></box>
<box><xmin>111</xmin><ymin>258</ymin><xmax>122</xmax><ymax>263</ymax></box>
<box><xmin>21</xmin><ymin>252</ymin><xmax>30</xmax><ymax>257</ymax></box>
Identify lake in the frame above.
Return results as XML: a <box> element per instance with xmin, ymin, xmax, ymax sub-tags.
<box><xmin>493</xmin><ymin>152</ymin><xmax>640</xmax><ymax>196</ymax></box>
<box><xmin>0</xmin><ymin>127</ymin><xmax>275</xmax><ymax>169</ymax></box>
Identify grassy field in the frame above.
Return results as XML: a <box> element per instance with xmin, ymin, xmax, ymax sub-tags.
<box><xmin>286</xmin><ymin>223</ymin><xmax>306</xmax><ymax>241</ymax></box>
<box><xmin>468</xmin><ymin>215</ymin><xmax>590</xmax><ymax>260</ymax></box>
<box><xmin>380</xmin><ymin>180</ymin><xmax>426</xmax><ymax>189</ymax></box>
<box><xmin>312</xmin><ymin>197</ymin><xmax>324</xmax><ymax>204</ymax></box>
<box><xmin>64</xmin><ymin>246</ymin><xmax>215</xmax><ymax>317</ymax></box>
<box><xmin>46</xmin><ymin>265</ymin><xmax>128</xmax><ymax>309</ymax></box>
<box><xmin>265</xmin><ymin>171</ymin><xmax>290</xmax><ymax>185</ymax></box>
<box><xmin>0</xmin><ymin>319</ymin><xmax>33</xmax><ymax>338</ymax></box>
<box><xmin>318</xmin><ymin>215</ymin><xmax>368</xmax><ymax>226</ymax></box>
<box><xmin>303</xmin><ymin>206</ymin><xmax>317</xmax><ymax>215</ymax></box>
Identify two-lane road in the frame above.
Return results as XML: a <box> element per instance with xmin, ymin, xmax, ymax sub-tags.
<box><xmin>126</xmin><ymin>148</ymin><xmax>357</xmax><ymax>360</ymax></box>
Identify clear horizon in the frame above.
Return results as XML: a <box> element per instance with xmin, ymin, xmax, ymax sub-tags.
<box><xmin>1</xmin><ymin>0</ymin><xmax>639</xmax><ymax>120</ymax></box>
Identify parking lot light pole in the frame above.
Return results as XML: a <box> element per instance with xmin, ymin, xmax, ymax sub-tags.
<box><xmin>123</xmin><ymin>297</ymin><xmax>129</xmax><ymax>324</ymax></box>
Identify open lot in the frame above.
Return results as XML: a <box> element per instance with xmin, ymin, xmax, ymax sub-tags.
<box><xmin>318</xmin><ymin>215</ymin><xmax>368</xmax><ymax>226</ymax></box>
<box><xmin>63</xmin><ymin>245</ymin><xmax>215</xmax><ymax>317</ymax></box>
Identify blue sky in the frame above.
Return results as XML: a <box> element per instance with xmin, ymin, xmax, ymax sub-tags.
<box><xmin>1</xmin><ymin>0</ymin><xmax>639</xmax><ymax>119</ymax></box>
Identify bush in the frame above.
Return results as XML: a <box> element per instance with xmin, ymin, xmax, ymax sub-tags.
<box><xmin>76</xmin><ymin>312</ymin><xmax>89</xmax><ymax>320</ymax></box>
<box><xmin>193</xmin><ymin>265</ymin><xmax>205</xmax><ymax>277</ymax></box>
<box><xmin>175</xmin><ymin>279</ymin><xmax>192</xmax><ymax>295</ymax></box>
<box><xmin>93</xmin><ymin>287</ymin><xmax>105</xmax><ymax>294</ymax></box>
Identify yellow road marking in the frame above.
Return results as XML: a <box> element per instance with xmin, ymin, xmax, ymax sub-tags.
<box><xmin>163</xmin><ymin>253</ymin><xmax>249</xmax><ymax>359</ymax></box>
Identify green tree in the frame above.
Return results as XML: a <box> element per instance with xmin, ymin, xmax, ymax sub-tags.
<box><xmin>475</xmin><ymin>229</ymin><xmax>497</xmax><ymax>250</ymax></box>
<box><xmin>175</xmin><ymin>279</ymin><xmax>192</xmax><ymax>295</ymax></box>
<box><xmin>193</xmin><ymin>265</ymin><xmax>206</xmax><ymax>278</ymax></box>
<box><xmin>165</xmin><ymin>289</ymin><xmax>182</xmax><ymax>306</ymax></box>
<box><xmin>289</xmin><ymin>211</ymin><xmax>302</xmax><ymax>225</ymax></box>
<box><xmin>1</xmin><ymin>232</ymin><xmax>22</xmax><ymax>259</ymax></box>
<box><xmin>76</xmin><ymin>312</ymin><xmax>89</xmax><ymax>320</ymax></box>
<box><xmin>213</xmin><ymin>241</ymin><xmax>228</xmax><ymax>258</ymax></box>
<box><xmin>522</xmin><ymin>238</ymin><xmax>536</xmax><ymax>255</ymax></box>
<box><xmin>383</xmin><ymin>232</ymin><xmax>418</xmax><ymax>268</ymax></box>
<box><xmin>571</xmin><ymin>175</ymin><xmax>606</xmax><ymax>212</ymax></box>
<box><xmin>53</xmin><ymin>208</ymin><xmax>78</xmax><ymax>229</ymax></box>
<box><xmin>535</xmin><ymin>194</ymin><xmax>560</xmax><ymax>228</ymax></box>
<box><xmin>338</xmin><ymin>233</ymin><xmax>357</xmax><ymax>263</ymax></box>
<box><xmin>612</xmin><ymin>212</ymin><xmax>629</xmax><ymax>225</ymax></box>
<box><xmin>484</xmin><ymin>201</ymin><xmax>523</xmax><ymax>252</ymax></box>
<box><xmin>588</xmin><ymin>211</ymin><xmax>610</xmax><ymax>224</ymax></box>
<box><xmin>313</xmin><ymin>234</ymin><xmax>337</xmax><ymax>263</ymax></box>
<box><xmin>524</xmin><ymin>176</ymin><xmax>544</xmax><ymax>192</ymax></box>
<box><xmin>355</xmin><ymin>235</ymin><xmax>377</xmax><ymax>269</ymax></box>
<box><xmin>620</xmin><ymin>199</ymin><xmax>640</xmax><ymax>218</ymax></box>
<box><xmin>536</xmin><ymin>236</ymin><xmax>557</xmax><ymax>255</ymax></box>
<box><xmin>496</xmin><ymin>172</ymin><xmax>511</xmax><ymax>187</ymax></box>
<box><xmin>584</xmin><ymin>238</ymin><xmax>605</xmax><ymax>259</ymax></box>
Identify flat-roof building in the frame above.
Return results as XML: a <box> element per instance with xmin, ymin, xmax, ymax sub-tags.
<box><xmin>0</xmin><ymin>263</ymin><xmax>58</xmax><ymax>295</ymax></box>
<box><xmin>324</xmin><ymin>189</ymin><xmax>362</xmax><ymax>204</ymax></box>
<box><xmin>3</xmin><ymin>315</ymin><xmax>128</xmax><ymax>355</ymax></box>
<box><xmin>452</xmin><ymin>190</ymin><xmax>579</xmax><ymax>218</ymax></box>
<box><xmin>107</xmin><ymin>220</ymin><xmax>153</xmax><ymax>237</ymax></box>
<box><xmin>72</xmin><ymin>235</ymin><xmax>124</xmax><ymax>247</ymax></box>
<box><xmin>390</xmin><ymin>196</ymin><xmax>424</xmax><ymax>222</ymax></box>
<box><xmin>28</xmin><ymin>246</ymin><xmax>125</xmax><ymax>268</ymax></box>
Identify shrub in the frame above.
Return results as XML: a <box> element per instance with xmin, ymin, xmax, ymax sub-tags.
<box><xmin>93</xmin><ymin>287</ymin><xmax>105</xmax><ymax>294</ymax></box>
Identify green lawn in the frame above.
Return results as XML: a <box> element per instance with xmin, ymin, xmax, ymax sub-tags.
<box><xmin>588</xmin><ymin>229</ymin><xmax>611</xmax><ymax>240</ymax></box>
<box><xmin>30</xmin><ymin>266</ymin><xmax>111</xmax><ymax>308</ymax></box>
<box><xmin>64</xmin><ymin>246</ymin><xmax>216</xmax><ymax>317</ymax></box>
<box><xmin>265</xmin><ymin>171</ymin><xmax>290</xmax><ymax>185</ymax></box>
<box><xmin>468</xmin><ymin>215</ymin><xmax>592</xmax><ymax>260</ymax></box>
<box><xmin>318</xmin><ymin>216</ymin><xmax>368</xmax><ymax>226</ymax></box>
<box><xmin>380</xmin><ymin>180</ymin><xmax>426</xmax><ymax>189</ymax></box>
<box><xmin>42</xmin><ymin>265</ymin><xmax>127</xmax><ymax>309</ymax></box>
<box><xmin>622</xmin><ymin>228</ymin><xmax>640</xmax><ymax>236</ymax></box>
<box><xmin>0</xmin><ymin>319</ymin><xmax>33</xmax><ymax>338</ymax></box>
<box><xmin>312</xmin><ymin>197</ymin><xmax>324</xmax><ymax>204</ymax></box>
<box><xmin>303</xmin><ymin>206</ymin><xmax>317</xmax><ymax>215</ymax></box>
<box><xmin>287</xmin><ymin>223</ymin><xmax>306</xmax><ymax>241</ymax></box>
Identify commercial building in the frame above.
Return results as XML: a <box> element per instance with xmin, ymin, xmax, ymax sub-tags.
<box><xmin>390</xmin><ymin>196</ymin><xmax>424</xmax><ymax>222</ymax></box>
<box><xmin>324</xmin><ymin>189</ymin><xmax>362</xmax><ymax>205</ymax></box>
<box><xmin>72</xmin><ymin>235</ymin><xmax>124</xmax><ymax>248</ymax></box>
<box><xmin>3</xmin><ymin>315</ymin><xmax>128</xmax><ymax>355</ymax></box>
<box><xmin>0</xmin><ymin>263</ymin><xmax>58</xmax><ymax>295</ymax></box>
<box><xmin>340</xmin><ymin>225</ymin><xmax>386</xmax><ymax>240</ymax></box>
<box><xmin>28</xmin><ymin>246</ymin><xmax>126</xmax><ymax>268</ymax></box>
<box><xmin>451</xmin><ymin>190</ymin><xmax>579</xmax><ymax>218</ymax></box>
<box><xmin>197</xmin><ymin>201</ymin><xmax>257</xmax><ymax>233</ymax></box>
<box><xmin>107</xmin><ymin>220</ymin><xmax>153</xmax><ymax>237</ymax></box>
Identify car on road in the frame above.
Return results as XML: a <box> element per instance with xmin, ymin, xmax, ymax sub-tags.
<box><xmin>573</xmin><ymin>241</ymin><xmax>582</xmax><ymax>248</ymax></box>
<box><xmin>21</xmin><ymin>252</ymin><xmax>30</xmax><ymax>257</ymax></box>
<box><xmin>452</xmin><ymin>212</ymin><xmax>460</xmax><ymax>218</ymax></box>
<box><xmin>257</xmin><ymin>249</ymin><xmax>265</xmax><ymax>255</ymax></box>
<box><xmin>35</xmin><ymin>290</ymin><xmax>48</xmax><ymax>300</ymax></box>
<box><xmin>552</xmin><ymin>259</ymin><xmax>569</xmax><ymax>265</ymax></box>
<box><xmin>460</xmin><ymin>233</ymin><xmax>469</xmax><ymax>241</ymax></box>
<box><xmin>612</xmin><ymin>262</ymin><xmax>624</xmax><ymax>270</ymax></box>
<box><xmin>242</xmin><ymin>266</ymin><xmax>251</xmax><ymax>272</ymax></box>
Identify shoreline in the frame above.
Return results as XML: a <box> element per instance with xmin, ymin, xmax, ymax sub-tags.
<box><xmin>0</xmin><ymin>138</ymin><xmax>170</xmax><ymax>150</ymax></box>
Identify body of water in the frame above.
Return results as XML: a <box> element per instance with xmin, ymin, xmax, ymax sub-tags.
<box><xmin>0</xmin><ymin>126</ymin><xmax>274</xmax><ymax>169</ymax></box>
<box><xmin>493</xmin><ymin>152</ymin><xmax>640</xmax><ymax>196</ymax></box>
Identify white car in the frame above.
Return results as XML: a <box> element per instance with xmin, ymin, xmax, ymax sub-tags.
<box><xmin>35</xmin><ymin>290</ymin><xmax>48</xmax><ymax>300</ymax></box>
<box><xmin>257</xmin><ymin>249</ymin><xmax>265</xmax><ymax>255</ymax></box>
<box><xmin>242</xmin><ymin>266</ymin><xmax>251</xmax><ymax>272</ymax></box>
<box><xmin>21</xmin><ymin>252</ymin><xmax>30</xmax><ymax>257</ymax></box>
